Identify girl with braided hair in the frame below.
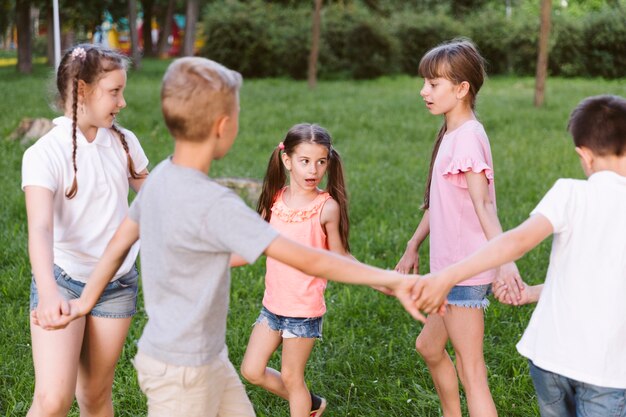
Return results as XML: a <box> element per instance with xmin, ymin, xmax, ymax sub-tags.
<box><xmin>21</xmin><ymin>43</ymin><xmax>148</xmax><ymax>417</ymax></box>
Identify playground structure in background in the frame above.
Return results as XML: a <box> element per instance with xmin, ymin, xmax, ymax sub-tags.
<box><xmin>93</xmin><ymin>11</ymin><xmax>204</xmax><ymax>57</ymax></box>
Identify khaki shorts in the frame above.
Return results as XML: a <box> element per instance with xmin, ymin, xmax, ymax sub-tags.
<box><xmin>133</xmin><ymin>348</ymin><xmax>255</xmax><ymax>417</ymax></box>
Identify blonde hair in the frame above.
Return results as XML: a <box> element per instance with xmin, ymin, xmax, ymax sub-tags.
<box><xmin>161</xmin><ymin>57</ymin><xmax>243</xmax><ymax>142</ymax></box>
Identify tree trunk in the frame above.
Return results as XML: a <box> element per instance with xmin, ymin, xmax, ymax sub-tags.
<box><xmin>182</xmin><ymin>0</ymin><xmax>199</xmax><ymax>57</ymax></box>
<box><xmin>16</xmin><ymin>0</ymin><xmax>32</xmax><ymax>74</ymax></box>
<box><xmin>157</xmin><ymin>0</ymin><xmax>175</xmax><ymax>58</ymax></box>
<box><xmin>307</xmin><ymin>0</ymin><xmax>323</xmax><ymax>89</ymax></box>
<box><xmin>129</xmin><ymin>0</ymin><xmax>142</xmax><ymax>70</ymax></box>
<box><xmin>534</xmin><ymin>0</ymin><xmax>551</xmax><ymax>107</ymax></box>
<box><xmin>46</xmin><ymin>9</ymin><xmax>54</xmax><ymax>65</ymax></box>
<box><xmin>141</xmin><ymin>0</ymin><xmax>155</xmax><ymax>57</ymax></box>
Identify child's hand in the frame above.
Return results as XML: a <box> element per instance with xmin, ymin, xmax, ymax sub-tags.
<box><xmin>496</xmin><ymin>262</ymin><xmax>524</xmax><ymax>305</ymax></box>
<box><xmin>31</xmin><ymin>292</ymin><xmax>71</xmax><ymax>330</ymax></box>
<box><xmin>31</xmin><ymin>297</ymin><xmax>89</xmax><ymax>330</ymax></box>
<box><xmin>410</xmin><ymin>274</ymin><xmax>452</xmax><ymax>315</ymax></box>
<box><xmin>389</xmin><ymin>275</ymin><xmax>427</xmax><ymax>323</ymax></box>
<box><xmin>493</xmin><ymin>280</ymin><xmax>542</xmax><ymax>306</ymax></box>
<box><xmin>395</xmin><ymin>250</ymin><xmax>419</xmax><ymax>275</ymax></box>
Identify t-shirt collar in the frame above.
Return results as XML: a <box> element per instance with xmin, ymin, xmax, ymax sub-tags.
<box><xmin>53</xmin><ymin>116</ymin><xmax>112</xmax><ymax>147</ymax></box>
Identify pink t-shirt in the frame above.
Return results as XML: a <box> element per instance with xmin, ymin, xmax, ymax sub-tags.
<box><xmin>429</xmin><ymin>120</ymin><xmax>497</xmax><ymax>286</ymax></box>
<box><xmin>263</xmin><ymin>188</ymin><xmax>331</xmax><ymax>317</ymax></box>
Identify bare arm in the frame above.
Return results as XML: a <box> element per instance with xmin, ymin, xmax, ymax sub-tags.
<box><xmin>395</xmin><ymin>210</ymin><xmax>430</xmax><ymax>274</ymax></box>
<box><xmin>413</xmin><ymin>214</ymin><xmax>553</xmax><ymax>313</ymax></box>
<box><xmin>25</xmin><ymin>186</ymin><xmax>69</xmax><ymax>326</ymax></box>
<box><xmin>32</xmin><ymin>216</ymin><xmax>140</xmax><ymax>329</ymax></box>
<box><xmin>466</xmin><ymin>171</ymin><xmax>524</xmax><ymax>303</ymax></box>
<box><xmin>265</xmin><ymin>235</ymin><xmax>426</xmax><ymax>322</ymax></box>
<box><xmin>129</xmin><ymin>168</ymin><xmax>149</xmax><ymax>193</ymax></box>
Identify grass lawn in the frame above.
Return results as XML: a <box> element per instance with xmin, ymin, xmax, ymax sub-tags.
<box><xmin>1</xmin><ymin>59</ymin><xmax>624</xmax><ymax>416</ymax></box>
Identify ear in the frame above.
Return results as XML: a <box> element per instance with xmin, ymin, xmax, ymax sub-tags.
<box><xmin>281</xmin><ymin>151</ymin><xmax>291</xmax><ymax>171</ymax></box>
<box><xmin>575</xmin><ymin>146</ymin><xmax>594</xmax><ymax>174</ymax></box>
<box><xmin>456</xmin><ymin>81</ymin><xmax>470</xmax><ymax>100</ymax></box>
<box><xmin>77</xmin><ymin>80</ymin><xmax>87</xmax><ymax>101</ymax></box>
<box><xmin>214</xmin><ymin>114</ymin><xmax>230</xmax><ymax>139</ymax></box>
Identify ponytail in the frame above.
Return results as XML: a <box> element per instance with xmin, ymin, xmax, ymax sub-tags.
<box><xmin>257</xmin><ymin>147</ymin><xmax>287</xmax><ymax>221</ymax></box>
<box><xmin>422</xmin><ymin>122</ymin><xmax>447</xmax><ymax>210</ymax></box>
<box><xmin>326</xmin><ymin>148</ymin><xmax>350</xmax><ymax>252</ymax></box>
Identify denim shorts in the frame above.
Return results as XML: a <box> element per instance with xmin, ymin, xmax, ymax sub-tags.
<box><xmin>30</xmin><ymin>264</ymin><xmax>139</xmax><ymax>318</ymax></box>
<box><xmin>255</xmin><ymin>307</ymin><xmax>323</xmax><ymax>339</ymax></box>
<box><xmin>446</xmin><ymin>283</ymin><xmax>491</xmax><ymax>309</ymax></box>
<box><xmin>529</xmin><ymin>360</ymin><xmax>626</xmax><ymax>417</ymax></box>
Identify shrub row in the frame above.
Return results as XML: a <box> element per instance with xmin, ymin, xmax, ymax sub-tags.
<box><xmin>200</xmin><ymin>1</ymin><xmax>626</xmax><ymax>79</ymax></box>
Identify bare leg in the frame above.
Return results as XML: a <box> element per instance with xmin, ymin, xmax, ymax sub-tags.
<box><xmin>281</xmin><ymin>337</ymin><xmax>316</xmax><ymax>417</ymax></box>
<box><xmin>444</xmin><ymin>307</ymin><xmax>497</xmax><ymax>417</ymax></box>
<box><xmin>415</xmin><ymin>314</ymin><xmax>462</xmax><ymax>417</ymax></box>
<box><xmin>75</xmin><ymin>316</ymin><xmax>132</xmax><ymax>417</ymax></box>
<box><xmin>240</xmin><ymin>321</ymin><xmax>288</xmax><ymax>399</ymax></box>
<box><xmin>28</xmin><ymin>316</ymin><xmax>86</xmax><ymax>417</ymax></box>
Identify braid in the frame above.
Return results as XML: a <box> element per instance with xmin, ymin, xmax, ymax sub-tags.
<box><xmin>65</xmin><ymin>74</ymin><xmax>79</xmax><ymax>199</ymax></box>
<box><xmin>111</xmin><ymin>124</ymin><xmax>145</xmax><ymax>179</ymax></box>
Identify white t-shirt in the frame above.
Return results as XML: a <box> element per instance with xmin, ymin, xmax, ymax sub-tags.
<box><xmin>517</xmin><ymin>171</ymin><xmax>626</xmax><ymax>389</ymax></box>
<box><xmin>21</xmin><ymin>116</ymin><xmax>149</xmax><ymax>282</ymax></box>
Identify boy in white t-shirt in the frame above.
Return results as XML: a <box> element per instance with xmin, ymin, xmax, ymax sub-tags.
<box><xmin>411</xmin><ymin>95</ymin><xmax>626</xmax><ymax>417</ymax></box>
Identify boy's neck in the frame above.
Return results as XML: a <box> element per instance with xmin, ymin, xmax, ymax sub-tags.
<box><xmin>589</xmin><ymin>155</ymin><xmax>626</xmax><ymax>177</ymax></box>
<box><xmin>171</xmin><ymin>138</ymin><xmax>216</xmax><ymax>174</ymax></box>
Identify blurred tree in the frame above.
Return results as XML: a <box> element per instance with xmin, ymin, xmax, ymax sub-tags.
<box><xmin>15</xmin><ymin>0</ymin><xmax>31</xmax><ymax>73</ymax></box>
<box><xmin>129</xmin><ymin>0</ymin><xmax>141</xmax><ymax>68</ymax></box>
<box><xmin>141</xmin><ymin>0</ymin><xmax>155</xmax><ymax>56</ymax></box>
<box><xmin>308</xmin><ymin>0</ymin><xmax>323</xmax><ymax>88</ymax></box>
<box><xmin>0</xmin><ymin>0</ymin><xmax>14</xmax><ymax>48</ymax></box>
<box><xmin>156</xmin><ymin>0</ymin><xmax>178</xmax><ymax>57</ymax></box>
<box><xmin>182</xmin><ymin>0</ymin><xmax>199</xmax><ymax>56</ymax></box>
<box><xmin>534</xmin><ymin>0</ymin><xmax>551</xmax><ymax>107</ymax></box>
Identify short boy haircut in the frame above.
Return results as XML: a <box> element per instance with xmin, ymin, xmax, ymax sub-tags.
<box><xmin>568</xmin><ymin>95</ymin><xmax>626</xmax><ymax>156</ymax></box>
<box><xmin>161</xmin><ymin>57</ymin><xmax>243</xmax><ymax>142</ymax></box>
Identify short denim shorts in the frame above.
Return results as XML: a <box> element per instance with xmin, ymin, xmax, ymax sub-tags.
<box><xmin>255</xmin><ymin>307</ymin><xmax>323</xmax><ymax>339</ymax></box>
<box><xmin>30</xmin><ymin>264</ymin><xmax>139</xmax><ymax>318</ymax></box>
<box><xmin>446</xmin><ymin>283</ymin><xmax>491</xmax><ymax>309</ymax></box>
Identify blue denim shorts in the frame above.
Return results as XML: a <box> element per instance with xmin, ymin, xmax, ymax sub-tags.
<box><xmin>446</xmin><ymin>284</ymin><xmax>491</xmax><ymax>309</ymax></box>
<box><xmin>255</xmin><ymin>307</ymin><xmax>323</xmax><ymax>339</ymax></box>
<box><xmin>529</xmin><ymin>360</ymin><xmax>626</xmax><ymax>417</ymax></box>
<box><xmin>30</xmin><ymin>264</ymin><xmax>139</xmax><ymax>318</ymax></box>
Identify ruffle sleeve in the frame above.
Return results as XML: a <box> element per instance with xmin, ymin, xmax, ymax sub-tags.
<box><xmin>442</xmin><ymin>158</ymin><xmax>494</xmax><ymax>189</ymax></box>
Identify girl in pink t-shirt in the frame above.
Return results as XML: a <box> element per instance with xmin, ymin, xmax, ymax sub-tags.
<box><xmin>395</xmin><ymin>39</ymin><xmax>522</xmax><ymax>417</ymax></box>
<box><xmin>240</xmin><ymin>123</ymin><xmax>350</xmax><ymax>417</ymax></box>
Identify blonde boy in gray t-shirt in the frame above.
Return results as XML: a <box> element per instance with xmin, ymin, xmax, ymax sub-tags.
<box><xmin>34</xmin><ymin>57</ymin><xmax>427</xmax><ymax>417</ymax></box>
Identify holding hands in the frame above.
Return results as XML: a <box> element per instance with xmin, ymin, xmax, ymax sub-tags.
<box><xmin>31</xmin><ymin>297</ymin><xmax>88</xmax><ymax>330</ymax></box>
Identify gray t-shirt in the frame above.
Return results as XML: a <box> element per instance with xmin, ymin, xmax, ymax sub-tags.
<box><xmin>129</xmin><ymin>158</ymin><xmax>278</xmax><ymax>366</ymax></box>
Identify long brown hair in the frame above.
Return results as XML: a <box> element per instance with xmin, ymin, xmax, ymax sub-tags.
<box><xmin>56</xmin><ymin>43</ymin><xmax>145</xmax><ymax>199</ymax></box>
<box><xmin>257</xmin><ymin>123</ymin><xmax>350</xmax><ymax>252</ymax></box>
<box><xmin>419</xmin><ymin>38</ymin><xmax>486</xmax><ymax>209</ymax></box>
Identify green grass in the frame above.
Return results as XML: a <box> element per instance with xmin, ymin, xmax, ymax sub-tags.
<box><xmin>1</xmin><ymin>59</ymin><xmax>625</xmax><ymax>416</ymax></box>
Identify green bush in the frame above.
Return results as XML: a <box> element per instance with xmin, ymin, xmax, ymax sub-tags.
<box><xmin>393</xmin><ymin>12</ymin><xmax>460</xmax><ymax>75</ymax></box>
<box><xmin>466</xmin><ymin>10</ymin><xmax>513</xmax><ymax>75</ymax></box>
<box><xmin>550</xmin><ymin>15</ymin><xmax>586</xmax><ymax>77</ymax></box>
<box><xmin>583</xmin><ymin>9</ymin><xmax>626</xmax><ymax>79</ymax></box>
<box><xmin>320</xmin><ymin>5</ymin><xmax>396</xmax><ymax>79</ymax></box>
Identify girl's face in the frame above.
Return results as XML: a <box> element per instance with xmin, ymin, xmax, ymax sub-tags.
<box><xmin>420</xmin><ymin>77</ymin><xmax>464</xmax><ymax>116</ymax></box>
<box><xmin>282</xmin><ymin>143</ymin><xmax>329</xmax><ymax>192</ymax></box>
<box><xmin>81</xmin><ymin>69</ymin><xmax>127</xmax><ymax>132</ymax></box>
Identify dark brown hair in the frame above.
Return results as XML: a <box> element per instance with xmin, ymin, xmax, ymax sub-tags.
<box><xmin>56</xmin><ymin>43</ymin><xmax>144</xmax><ymax>199</ymax></box>
<box><xmin>257</xmin><ymin>123</ymin><xmax>350</xmax><ymax>251</ymax></box>
<box><xmin>568</xmin><ymin>95</ymin><xmax>626</xmax><ymax>156</ymax></box>
<box><xmin>418</xmin><ymin>38</ymin><xmax>486</xmax><ymax>209</ymax></box>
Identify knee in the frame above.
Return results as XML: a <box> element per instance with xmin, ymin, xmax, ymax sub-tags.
<box><xmin>415</xmin><ymin>337</ymin><xmax>442</xmax><ymax>363</ymax></box>
<box><xmin>240</xmin><ymin>361</ymin><xmax>263</xmax><ymax>386</ymax></box>
<box><xmin>455</xmin><ymin>359</ymin><xmax>487</xmax><ymax>390</ymax></box>
<box><xmin>280</xmin><ymin>369</ymin><xmax>304</xmax><ymax>392</ymax></box>
<box><xmin>76</xmin><ymin>383</ymin><xmax>111</xmax><ymax>412</ymax></box>
<box><xmin>31</xmin><ymin>390</ymin><xmax>73</xmax><ymax>417</ymax></box>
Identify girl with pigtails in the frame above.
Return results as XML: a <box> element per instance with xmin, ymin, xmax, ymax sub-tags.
<box><xmin>239</xmin><ymin>123</ymin><xmax>350</xmax><ymax>417</ymax></box>
<box><xmin>22</xmin><ymin>44</ymin><xmax>148</xmax><ymax>417</ymax></box>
